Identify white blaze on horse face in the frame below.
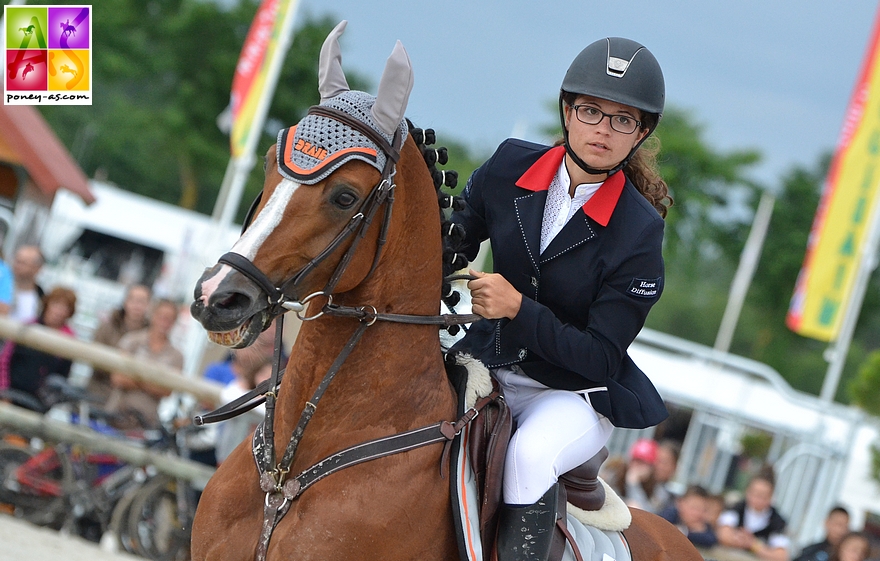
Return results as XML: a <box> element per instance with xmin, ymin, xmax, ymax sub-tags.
<box><xmin>198</xmin><ymin>179</ymin><xmax>300</xmax><ymax>304</ymax></box>
<box><xmin>231</xmin><ymin>178</ymin><xmax>300</xmax><ymax>260</ymax></box>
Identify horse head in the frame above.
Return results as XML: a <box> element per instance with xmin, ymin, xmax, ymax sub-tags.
<box><xmin>191</xmin><ymin>21</ymin><xmax>435</xmax><ymax>349</ymax></box>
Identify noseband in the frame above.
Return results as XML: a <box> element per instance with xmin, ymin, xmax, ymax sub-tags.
<box><xmin>218</xmin><ymin>104</ymin><xmax>402</xmax><ymax>318</ymax></box>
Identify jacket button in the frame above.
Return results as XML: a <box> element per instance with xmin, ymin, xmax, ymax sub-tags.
<box><xmin>530</xmin><ymin>276</ymin><xmax>538</xmax><ymax>288</ymax></box>
<box><xmin>518</xmin><ymin>348</ymin><xmax>527</xmax><ymax>360</ymax></box>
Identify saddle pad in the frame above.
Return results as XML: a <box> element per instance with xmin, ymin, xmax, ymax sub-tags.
<box><xmin>561</xmin><ymin>519</ymin><xmax>632</xmax><ymax>561</ymax></box>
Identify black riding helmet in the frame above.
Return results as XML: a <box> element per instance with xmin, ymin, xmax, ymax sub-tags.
<box><xmin>559</xmin><ymin>37</ymin><xmax>665</xmax><ymax>177</ymax></box>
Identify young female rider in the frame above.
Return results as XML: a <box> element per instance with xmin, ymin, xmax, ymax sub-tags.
<box><xmin>450</xmin><ymin>37</ymin><xmax>671</xmax><ymax>560</ymax></box>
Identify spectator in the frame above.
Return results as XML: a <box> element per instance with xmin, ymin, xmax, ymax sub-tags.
<box><xmin>88</xmin><ymin>284</ymin><xmax>152</xmax><ymax>400</ymax></box>
<box><xmin>215</xmin><ymin>357</ymin><xmax>272</xmax><ymax>464</ymax></box>
<box><xmin>830</xmin><ymin>532</ymin><xmax>871</xmax><ymax>561</ymax></box>
<box><xmin>659</xmin><ymin>485</ymin><xmax>718</xmax><ymax>548</ymax></box>
<box><xmin>0</xmin><ymin>287</ymin><xmax>77</xmax><ymax>408</ymax></box>
<box><xmin>10</xmin><ymin>245</ymin><xmax>45</xmax><ymax>323</ymax></box>
<box><xmin>625</xmin><ymin>438</ymin><xmax>674</xmax><ymax>513</ymax></box>
<box><xmin>203</xmin><ymin>321</ymin><xmax>280</xmax><ymax>386</ymax></box>
<box><xmin>654</xmin><ymin>439</ymin><xmax>681</xmax><ymax>491</ymax></box>
<box><xmin>706</xmin><ymin>493</ymin><xmax>726</xmax><ymax>529</ymax></box>
<box><xmin>107</xmin><ymin>299</ymin><xmax>183</xmax><ymax>429</ymax></box>
<box><xmin>795</xmin><ymin>506</ymin><xmax>851</xmax><ymax>561</ymax></box>
<box><xmin>717</xmin><ymin>470</ymin><xmax>790</xmax><ymax>561</ymax></box>
<box><xmin>0</xmin><ymin>251</ymin><xmax>14</xmax><ymax>315</ymax></box>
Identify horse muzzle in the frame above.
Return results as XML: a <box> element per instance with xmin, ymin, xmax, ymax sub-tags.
<box><xmin>191</xmin><ymin>263</ymin><xmax>273</xmax><ymax>348</ymax></box>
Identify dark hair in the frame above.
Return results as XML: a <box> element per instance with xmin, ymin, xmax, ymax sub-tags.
<box><xmin>560</xmin><ymin>92</ymin><xmax>672</xmax><ymax>218</ymax></box>
<box><xmin>829</xmin><ymin>505</ymin><xmax>850</xmax><ymax>518</ymax></box>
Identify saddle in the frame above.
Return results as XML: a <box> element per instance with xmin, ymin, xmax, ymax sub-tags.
<box><xmin>446</xmin><ymin>355</ymin><xmax>619</xmax><ymax>561</ymax></box>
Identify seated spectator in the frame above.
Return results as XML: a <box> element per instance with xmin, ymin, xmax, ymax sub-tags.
<box><xmin>215</xmin><ymin>356</ymin><xmax>272</xmax><ymax>464</ymax></box>
<box><xmin>717</xmin><ymin>469</ymin><xmax>791</xmax><ymax>561</ymax></box>
<box><xmin>794</xmin><ymin>506</ymin><xmax>849</xmax><ymax>561</ymax></box>
<box><xmin>654</xmin><ymin>439</ymin><xmax>681</xmax><ymax>505</ymax></box>
<box><xmin>203</xmin><ymin>321</ymin><xmax>280</xmax><ymax>386</ymax></box>
<box><xmin>107</xmin><ymin>299</ymin><xmax>183</xmax><ymax>429</ymax></box>
<box><xmin>659</xmin><ymin>485</ymin><xmax>718</xmax><ymax>548</ymax></box>
<box><xmin>830</xmin><ymin>532</ymin><xmax>871</xmax><ymax>561</ymax></box>
<box><xmin>795</xmin><ymin>506</ymin><xmax>851</xmax><ymax>561</ymax></box>
<box><xmin>0</xmin><ymin>287</ymin><xmax>77</xmax><ymax>409</ymax></box>
<box><xmin>10</xmin><ymin>245</ymin><xmax>45</xmax><ymax>323</ymax></box>
<box><xmin>88</xmin><ymin>284</ymin><xmax>151</xmax><ymax>400</ymax></box>
<box><xmin>624</xmin><ymin>438</ymin><xmax>675</xmax><ymax>513</ymax></box>
<box><xmin>706</xmin><ymin>492</ymin><xmax>726</xmax><ymax>529</ymax></box>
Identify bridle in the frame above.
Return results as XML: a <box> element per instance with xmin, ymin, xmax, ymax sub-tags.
<box><xmin>218</xmin><ymin>104</ymin><xmax>402</xmax><ymax>319</ymax></box>
<box><xmin>198</xmin><ymin>107</ymin><xmax>484</xmax><ymax>560</ymax></box>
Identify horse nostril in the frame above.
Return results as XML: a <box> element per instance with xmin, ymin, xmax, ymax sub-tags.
<box><xmin>212</xmin><ymin>292</ymin><xmax>252</xmax><ymax>312</ymax></box>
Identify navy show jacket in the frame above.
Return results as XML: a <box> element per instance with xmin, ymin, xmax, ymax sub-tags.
<box><xmin>450</xmin><ymin>139</ymin><xmax>668</xmax><ymax>429</ymax></box>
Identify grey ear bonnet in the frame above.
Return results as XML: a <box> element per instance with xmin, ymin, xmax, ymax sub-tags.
<box><xmin>277</xmin><ymin>21</ymin><xmax>412</xmax><ymax>185</ymax></box>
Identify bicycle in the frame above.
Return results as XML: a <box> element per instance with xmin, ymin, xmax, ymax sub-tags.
<box><xmin>123</xmin><ymin>409</ymin><xmax>206</xmax><ymax>561</ymax></box>
<box><xmin>0</xmin><ymin>376</ymin><xmax>150</xmax><ymax>541</ymax></box>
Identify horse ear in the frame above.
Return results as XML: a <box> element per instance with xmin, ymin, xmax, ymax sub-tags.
<box><xmin>371</xmin><ymin>40</ymin><xmax>413</xmax><ymax>136</ymax></box>
<box><xmin>318</xmin><ymin>20</ymin><xmax>350</xmax><ymax>102</ymax></box>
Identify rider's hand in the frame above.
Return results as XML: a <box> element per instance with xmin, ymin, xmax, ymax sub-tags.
<box><xmin>467</xmin><ymin>270</ymin><xmax>522</xmax><ymax>320</ymax></box>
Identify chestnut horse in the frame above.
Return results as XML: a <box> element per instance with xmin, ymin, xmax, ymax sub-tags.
<box><xmin>190</xmin><ymin>21</ymin><xmax>703</xmax><ymax>561</ymax></box>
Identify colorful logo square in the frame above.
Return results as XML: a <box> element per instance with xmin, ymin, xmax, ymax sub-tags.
<box><xmin>48</xmin><ymin>49</ymin><xmax>88</xmax><ymax>91</ymax></box>
<box><xmin>48</xmin><ymin>7</ymin><xmax>90</xmax><ymax>50</ymax></box>
<box><xmin>5</xmin><ymin>7</ymin><xmax>48</xmax><ymax>50</ymax></box>
<box><xmin>4</xmin><ymin>5</ymin><xmax>91</xmax><ymax>105</ymax></box>
<box><xmin>5</xmin><ymin>49</ymin><xmax>47</xmax><ymax>91</ymax></box>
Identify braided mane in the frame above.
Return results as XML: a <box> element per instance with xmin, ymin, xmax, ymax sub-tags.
<box><xmin>406</xmin><ymin>120</ymin><xmax>469</xmax><ymax>335</ymax></box>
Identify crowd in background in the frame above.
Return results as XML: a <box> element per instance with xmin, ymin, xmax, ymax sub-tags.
<box><xmin>601</xmin><ymin>437</ymin><xmax>879</xmax><ymax>561</ymax></box>
<box><xmin>0</xmin><ymin>244</ymin><xmax>281</xmax><ymax>472</ymax></box>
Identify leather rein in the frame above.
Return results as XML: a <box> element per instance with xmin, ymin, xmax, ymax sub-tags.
<box><xmin>195</xmin><ymin>107</ymin><xmax>484</xmax><ymax>560</ymax></box>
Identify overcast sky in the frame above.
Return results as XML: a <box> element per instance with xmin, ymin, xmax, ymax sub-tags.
<box><xmin>295</xmin><ymin>0</ymin><xmax>878</xmax><ymax>186</ymax></box>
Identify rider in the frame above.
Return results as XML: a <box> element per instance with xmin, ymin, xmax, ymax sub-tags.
<box><xmin>450</xmin><ymin>37</ymin><xmax>670</xmax><ymax>560</ymax></box>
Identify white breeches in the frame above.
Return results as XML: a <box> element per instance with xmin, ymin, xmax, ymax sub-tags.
<box><xmin>494</xmin><ymin>367</ymin><xmax>614</xmax><ymax>506</ymax></box>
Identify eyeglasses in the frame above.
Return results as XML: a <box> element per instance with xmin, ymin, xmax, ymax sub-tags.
<box><xmin>570</xmin><ymin>104</ymin><xmax>642</xmax><ymax>135</ymax></box>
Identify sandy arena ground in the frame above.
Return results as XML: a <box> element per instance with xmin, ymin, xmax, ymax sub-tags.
<box><xmin>0</xmin><ymin>514</ymin><xmax>142</xmax><ymax>561</ymax></box>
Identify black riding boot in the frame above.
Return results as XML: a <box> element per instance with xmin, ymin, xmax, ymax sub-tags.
<box><xmin>496</xmin><ymin>484</ymin><xmax>562</xmax><ymax>561</ymax></box>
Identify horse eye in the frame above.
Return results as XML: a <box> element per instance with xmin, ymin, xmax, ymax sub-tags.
<box><xmin>333</xmin><ymin>191</ymin><xmax>358</xmax><ymax>209</ymax></box>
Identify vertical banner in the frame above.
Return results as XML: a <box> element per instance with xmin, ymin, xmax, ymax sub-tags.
<box><xmin>229</xmin><ymin>0</ymin><xmax>296</xmax><ymax>157</ymax></box>
<box><xmin>787</xmin><ymin>9</ymin><xmax>880</xmax><ymax>341</ymax></box>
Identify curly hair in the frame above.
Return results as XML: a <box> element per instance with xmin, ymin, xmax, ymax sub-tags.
<box><xmin>624</xmin><ymin>132</ymin><xmax>672</xmax><ymax>218</ymax></box>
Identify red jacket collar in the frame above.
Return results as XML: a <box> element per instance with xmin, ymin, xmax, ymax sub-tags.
<box><xmin>515</xmin><ymin>145</ymin><xmax>625</xmax><ymax>227</ymax></box>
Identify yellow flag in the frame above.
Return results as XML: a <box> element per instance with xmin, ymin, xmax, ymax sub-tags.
<box><xmin>787</xmin><ymin>10</ymin><xmax>880</xmax><ymax>341</ymax></box>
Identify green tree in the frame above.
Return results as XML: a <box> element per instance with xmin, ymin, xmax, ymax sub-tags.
<box><xmin>850</xmin><ymin>350</ymin><xmax>880</xmax><ymax>416</ymax></box>
<box><xmin>642</xmin><ymin>109</ymin><xmax>763</xmax><ymax>346</ymax></box>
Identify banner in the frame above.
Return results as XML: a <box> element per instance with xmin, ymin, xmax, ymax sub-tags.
<box><xmin>229</xmin><ymin>0</ymin><xmax>296</xmax><ymax>157</ymax></box>
<box><xmin>787</xmin><ymin>9</ymin><xmax>880</xmax><ymax>341</ymax></box>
